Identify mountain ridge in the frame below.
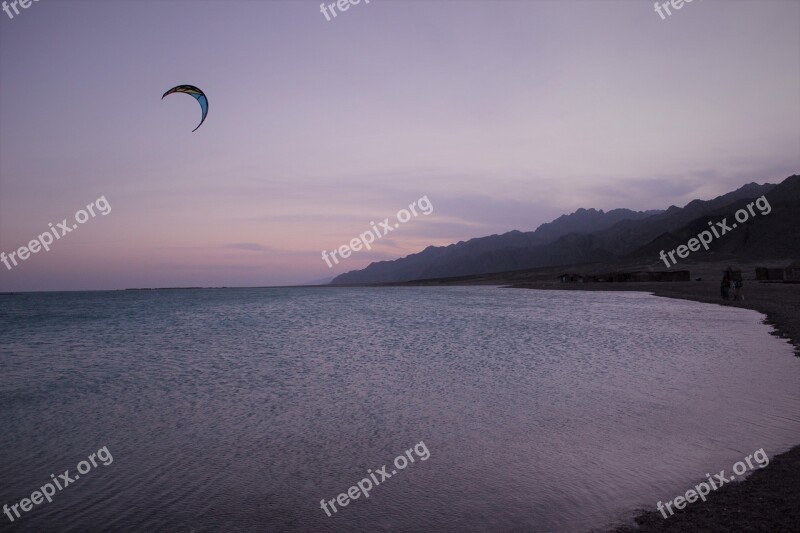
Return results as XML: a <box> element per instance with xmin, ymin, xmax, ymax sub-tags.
<box><xmin>330</xmin><ymin>176</ymin><xmax>797</xmax><ymax>285</ymax></box>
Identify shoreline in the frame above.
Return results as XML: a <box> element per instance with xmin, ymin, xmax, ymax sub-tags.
<box><xmin>509</xmin><ymin>280</ymin><xmax>800</xmax><ymax>357</ymax></box>
<box><xmin>510</xmin><ymin>280</ymin><xmax>800</xmax><ymax>531</ymax></box>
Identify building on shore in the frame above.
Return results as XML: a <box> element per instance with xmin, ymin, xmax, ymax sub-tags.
<box><xmin>755</xmin><ymin>267</ymin><xmax>785</xmax><ymax>281</ymax></box>
<box><xmin>566</xmin><ymin>271</ymin><xmax>690</xmax><ymax>283</ymax></box>
<box><xmin>785</xmin><ymin>261</ymin><xmax>800</xmax><ymax>281</ymax></box>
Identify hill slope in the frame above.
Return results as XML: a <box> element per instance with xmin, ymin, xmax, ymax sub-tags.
<box><xmin>331</xmin><ymin>177</ymin><xmax>796</xmax><ymax>285</ymax></box>
<box><xmin>331</xmin><ymin>208</ymin><xmax>658</xmax><ymax>284</ymax></box>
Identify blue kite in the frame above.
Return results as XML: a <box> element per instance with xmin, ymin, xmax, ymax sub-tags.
<box><xmin>162</xmin><ymin>85</ymin><xmax>208</xmax><ymax>132</ymax></box>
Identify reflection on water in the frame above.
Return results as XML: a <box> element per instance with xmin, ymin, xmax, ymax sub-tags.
<box><xmin>1</xmin><ymin>287</ymin><xmax>798</xmax><ymax>532</ymax></box>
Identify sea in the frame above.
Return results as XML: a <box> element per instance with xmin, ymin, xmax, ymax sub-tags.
<box><xmin>1</xmin><ymin>287</ymin><xmax>799</xmax><ymax>532</ymax></box>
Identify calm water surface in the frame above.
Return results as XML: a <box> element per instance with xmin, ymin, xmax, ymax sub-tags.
<box><xmin>1</xmin><ymin>287</ymin><xmax>799</xmax><ymax>532</ymax></box>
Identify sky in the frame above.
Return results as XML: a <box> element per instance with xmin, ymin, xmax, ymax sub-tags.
<box><xmin>1</xmin><ymin>0</ymin><xmax>798</xmax><ymax>291</ymax></box>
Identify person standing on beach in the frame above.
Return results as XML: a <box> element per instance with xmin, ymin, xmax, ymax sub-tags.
<box><xmin>721</xmin><ymin>278</ymin><xmax>729</xmax><ymax>300</ymax></box>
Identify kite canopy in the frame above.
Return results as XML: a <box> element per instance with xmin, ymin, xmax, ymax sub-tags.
<box><xmin>162</xmin><ymin>84</ymin><xmax>208</xmax><ymax>132</ymax></box>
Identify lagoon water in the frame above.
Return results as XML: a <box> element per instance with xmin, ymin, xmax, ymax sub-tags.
<box><xmin>1</xmin><ymin>287</ymin><xmax>799</xmax><ymax>532</ymax></box>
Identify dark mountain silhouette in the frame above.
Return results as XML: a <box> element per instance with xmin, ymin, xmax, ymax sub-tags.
<box><xmin>331</xmin><ymin>208</ymin><xmax>659</xmax><ymax>284</ymax></box>
<box><xmin>631</xmin><ymin>175</ymin><xmax>800</xmax><ymax>262</ymax></box>
<box><xmin>330</xmin><ymin>176</ymin><xmax>797</xmax><ymax>285</ymax></box>
<box><xmin>526</xmin><ymin>207</ymin><xmax>662</xmax><ymax>243</ymax></box>
<box><xmin>585</xmin><ymin>181</ymin><xmax>781</xmax><ymax>257</ymax></box>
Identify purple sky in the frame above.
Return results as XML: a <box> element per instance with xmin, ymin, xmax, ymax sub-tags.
<box><xmin>1</xmin><ymin>0</ymin><xmax>798</xmax><ymax>291</ymax></box>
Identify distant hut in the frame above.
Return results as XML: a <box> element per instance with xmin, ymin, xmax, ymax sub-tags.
<box><xmin>785</xmin><ymin>261</ymin><xmax>800</xmax><ymax>281</ymax></box>
<box><xmin>755</xmin><ymin>267</ymin><xmax>785</xmax><ymax>281</ymax></box>
<box><xmin>601</xmin><ymin>270</ymin><xmax>689</xmax><ymax>282</ymax></box>
<box><xmin>612</xmin><ymin>272</ymin><xmax>633</xmax><ymax>282</ymax></box>
<box><xmin>661</xmin><ymin>270</ymin><xmax>690</xmax><ymax>282</ymax></box>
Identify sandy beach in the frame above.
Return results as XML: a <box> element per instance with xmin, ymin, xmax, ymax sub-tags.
<box><xmin>510</xmin><ymin>279</ymin><xmax>800</xmax><ymax>531</ymax></box>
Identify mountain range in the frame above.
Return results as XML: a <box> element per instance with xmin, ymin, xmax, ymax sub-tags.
<box><xmin>330</xmin><ymin>175</ymin><xmax>800</xmax><ymax>285</ymax></box>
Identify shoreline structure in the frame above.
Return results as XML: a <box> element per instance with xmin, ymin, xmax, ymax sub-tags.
<box><xmin>509</xmin><ymin>280</ymin><xmax>800</xmax><ymax>531</ymax></box>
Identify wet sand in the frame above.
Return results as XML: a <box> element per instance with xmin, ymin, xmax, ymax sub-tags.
<box><xmin>510</xmin><ymin>279</ymin><xmax>800</xmax><ymax>531</ymax></box>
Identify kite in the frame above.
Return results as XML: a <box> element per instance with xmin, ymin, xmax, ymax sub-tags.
<box><xmin>162</xmin><ymin>85</ymin><xmax>208</xmax><ymax>132</ymax></box>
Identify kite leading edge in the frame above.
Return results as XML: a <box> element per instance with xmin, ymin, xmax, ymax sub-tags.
<box><xmin>162</xmin><ymin>85</ymin><xmax>208</xmax><ymax>132</ymax></box>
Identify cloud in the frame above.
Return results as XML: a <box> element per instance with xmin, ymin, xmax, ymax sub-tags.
<box><xmin>224</xmin><ymin>243</ymin><xmax>274</xmax><ymax>253</ymax></box>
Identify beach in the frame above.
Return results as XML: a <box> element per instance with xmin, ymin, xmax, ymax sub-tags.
<box><xmin>509</xmin><ymin>279</ymin><xmax>800</xmax><ymax>531</ymax></box>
